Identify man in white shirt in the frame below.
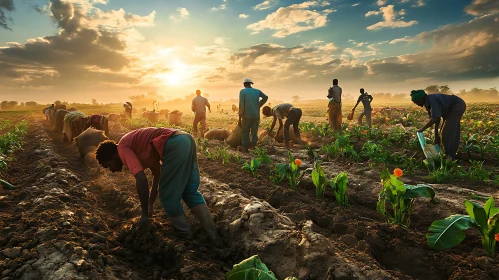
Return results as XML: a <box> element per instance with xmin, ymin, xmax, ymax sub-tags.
<box><xmin>191</xmin><ymin>90</ymin><xmax>211</xmax><ymax>138</ymax></box>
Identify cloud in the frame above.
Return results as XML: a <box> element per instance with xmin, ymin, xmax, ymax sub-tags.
<box><xmin>254</xmin><ymin>0</ymin><xmax>278</xmax><ymax>11</ymax></box>
<box><xmin>352</xmin><ymin>3</ymin><xmax>361</xmax><ymax>7</ymax></box>
<box><xmin>465</xmin><ymin>0</ymin><xmax>499</xmax><ymax>16</ymax></box>
<box><xmin>0</xmin><ymin>0</ymin><xmax>14</xmax><ymax>30</ymax></box>
<box><xmin>239</xmin><ymin>13</ymin><xmax>249</xmax><ymax>19</ymax></box>
<box><xmin>247</xmin><ymin>1</ymin><xmax>335</xmax><ymax>38</ymax></box>
<box><xmin>210</xmin><ymin>4</ymin><xmax>226</xmax><ymax>11</ymax></box>
<box><xmin>0</xmin><ymin>0</ymin><xmax>157</xmax><ymax>90</ymax></box>
<box><xmin>377</xmin><ymin>0</ymin><xmax>387</xmax><ymax>6</ymax></box>
<box><xmin>411</xmin><ymin>0</ymin><xmax>424</xmax><ymax>7</ymax></box>
<box><xmin>365</xmin><ymin>5</ymin><xmax>418</xmax><ymax>30</ymax></box>
<box><xmin>389</xmin><ymin>36</ymin><xmax>412</xmax><ymax>44</ymax></box>
<box><xmin>92</xmin><ymin>0</ymin><xmax>109</xmax><ymax>4</ymax></box>
<box><xmin>170</xmin><ymin>7</ymin><xmax>189</xmax><ymax>21</ymax></box>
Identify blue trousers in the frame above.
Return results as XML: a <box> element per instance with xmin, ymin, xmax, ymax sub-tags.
<box><xmin>241</xmin><ymin>118</ymin><xmax>259</xmax><ymax>147</ymax></box>
<box><xmin>159</xmin><ymin>134</ymin><xmax>206</xmax><ymax>217</ymax></box>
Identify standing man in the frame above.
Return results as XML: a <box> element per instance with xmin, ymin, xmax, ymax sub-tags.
<box><xmin>239</xmin><ymin>78</ymin><xmax>268</xmax><ymax>152</ymax></box>
<box><xmin>94</xmin><ymin>128</ymin><xmax>219</xmax><ymax>242</ymax></box>
<box><xmin>410</xmin><ymin>90</ymin><xmax>466</xmax><ymax>158</ymax></box>
<box><xmin>192</xmin><ymin>89</ymin><xmax>211</xmax><ymax>138</ymax></box>
<box><xmin>352</xmin><ymin>88</ymin><xmax>373</xmax><ymax>128</ymax></box>
<box><xmin>262</xmin><ymin>103</ymin><xmax>303</xmax><ymax>148</ymax></box>
<box><xmin>327</xmin><ymin>79</ymin><xmax>342</xmax><ymax>131</ymax></box>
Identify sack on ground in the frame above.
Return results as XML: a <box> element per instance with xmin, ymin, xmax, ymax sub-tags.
<box><xmin>225</xmin><ymin>125</ymin><xmax>242</xmax><ymax>148</ymax></box>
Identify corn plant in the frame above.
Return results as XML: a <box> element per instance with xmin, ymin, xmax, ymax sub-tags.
<box><xmin>276</xmin><ymin>151</ymin><xmax>304</xmax><ymax>190</ymax></box>
<box><xmin>242</xmin><ymin>159</ymin><xmax>260</xmax><ymax>177</ymax></box>
<box><xmin>427</xmin><ymin>197</ymin><xmax>499</xmax><ymax>257</ymax></box>
<box><xmin>330</xmin><ymin>172</ymin><xmax>349</xmax><ymax>206</ymax></box>
<box><xmin>377</xmin><ymin>167</ymin><xmax>438</xmax><ymax>228</ymax></box>
<box><xmin>311</xmin><ymin>161</ymin><xmax>327</xmax><ymax>198</ymax></box>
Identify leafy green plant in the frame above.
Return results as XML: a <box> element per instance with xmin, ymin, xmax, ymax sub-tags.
<box><xmin>242</xmin><ymin>159</ymin><xmax>260</xmax><ymax>177</ymax></box>
<box><xmin>253</xmin><ymin>147</ymin><xmax>272</xmax><ymax>164</ymax></box>
<box><xmin>377</xmin><ymin>167</ymin><xmax>438</xmax><ymax>228</ymax></box>
<box><xmin>427</xmin><ymin>197</ymin><xmax>499</xmax><ymax>257</ymax></box>
<box><xmin>311</xmin><ymin>161</ymin><xmax>327</xmax><ymax>198</ymax></box>
<box><xmin>467</xmin><ymin>160</ymin><xmax>490</xmax><ymax>182</ymax></box>
<box><xmin>276</xmin><ymin>152</ymin><xmax>304</xmax><ymax>190</ymax></box>
<box><xmin>215</xmin><ymin>146</ymin><xmax>231</xmax><ymax>165</ymax></box>
<box><xmin>330</xmin><ymin>172</ymin><xmax>349</xmax><ymax>206</ymax></box>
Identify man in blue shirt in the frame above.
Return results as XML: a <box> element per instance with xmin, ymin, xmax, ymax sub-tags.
<box><xmin>352</xmin><ymin>88</ymin><xmax>373</xmax><ymax>128</ymax></box>
<box><xmin>238</xmin><ymin>78</ymin><xmax>268</xmax><ymax>152</ymax></box>
<box><xmin>410</xmin><ymin>90</ymin><xmax>466</xmax><ymax>158</ymax></box>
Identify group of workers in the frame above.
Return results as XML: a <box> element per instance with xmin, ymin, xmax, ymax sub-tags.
<box><xmin>94</xmin><ymin>77</ymin><xmax>466</xmax><ymax>244</ymax></box>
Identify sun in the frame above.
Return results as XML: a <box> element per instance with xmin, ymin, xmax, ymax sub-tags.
<box><xmin>159</xmin><ymin>59</ymin><xmax>189</xmax><ymax>87</ymax></box>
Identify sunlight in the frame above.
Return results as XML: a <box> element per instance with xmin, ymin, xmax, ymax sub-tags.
<box><xmin>156</xmin><ymin>59</ymin><xmax>190</xmax><ymax>87</ymax></box>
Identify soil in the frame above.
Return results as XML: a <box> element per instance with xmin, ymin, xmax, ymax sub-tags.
<box><xmin>1</xmin><ymin>114</ymin><xmax>499</xmax><ymax>279</ymax></box>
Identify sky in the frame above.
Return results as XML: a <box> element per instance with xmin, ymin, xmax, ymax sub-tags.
<box><xmin>0</xmin><ymin>0</ymin><xmax>498</xmax><ymax>103</ymax></box>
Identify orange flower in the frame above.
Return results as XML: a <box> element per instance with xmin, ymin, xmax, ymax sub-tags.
<box><xmin>495</xmin><ymin>233</ymin><xmax>499</xmax><ymax>242</ymax></box>
<box><xmin>294</xmin><ymin>159</ymin><xmax>302</xmax><ymax>167</ymax></box>
<box><xmin>393</xmin><ymin>168</ymin><xmax>403</xmax><ymax>177</ymax></box>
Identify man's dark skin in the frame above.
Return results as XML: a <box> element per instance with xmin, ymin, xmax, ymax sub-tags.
<box><xmin>413</xmin><ymin>95</ymin><xmax>441</xmax><ymax>145</ymax></box>
<box><xmin>101</xmin><ymin>153</ymin><xmax>159</xmax><ymax>226</ymax></box>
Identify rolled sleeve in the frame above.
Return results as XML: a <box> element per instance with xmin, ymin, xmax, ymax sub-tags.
<box><xmin>118</xmin><ymin>145</ymin><xmax>144</xmax><ymax>176</ymax></box>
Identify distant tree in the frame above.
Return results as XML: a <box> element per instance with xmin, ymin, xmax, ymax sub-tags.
<box><xmin>292</xmin><ymin>95</ymin><xmax>300</xmax><ymax>103</ymax></box>
<box><xmin>439</xmin><ymin>85</ymin><xmax>451</xmax><ymax>93</ymax></box>
<box><xmin>7</xmin><ymin>101</ymin><xmax>18</xmax><ymax>107</ymax></box>
<box><xmin>0</xmin><ymin>101</ymin><xmax>8</xmax><ymax>109</ymax></box>
<box><xmin>92</xmin><ymin>99</ymin><xmax>98</xmax><ymax>105</ymax></box>
<box><xmin>20</xmin><ymin>102</ymin><xmax>25</xmax><ymax>107</ymax></box>
<box><xmin>54</xmin><ymin>100</ymin><xmax>62</xmax><ymax>106</ymax></box>
<box><xmin>25</xmin><ymin>101</ymin><xmax>38</xmax><ymax>106</ymax></box>
<box><xmin>425</xmin><ymin>85</ymin><xmax>440</xmax><ymax>93</ymax></box>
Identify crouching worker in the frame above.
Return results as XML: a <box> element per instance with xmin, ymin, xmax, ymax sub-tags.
<box><xmin>410</xmin><ymin>90</ymin><xmax>466</xmax><ymax>159</ymax></box>
<box><xmin>95</xmin><ymin>128</ymin><xmax>219</xmax><ymax>242</ymax></box>
<box><xmin>262</xmin><ymin>103</ymin><xmax>303</xmax><ymax>148</ymax></box>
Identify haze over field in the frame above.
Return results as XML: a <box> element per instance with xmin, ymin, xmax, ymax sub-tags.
<box><xmin>0</xmin><ymin>0</ymin><xmax>498</xmax><ymax>104</ymax></box>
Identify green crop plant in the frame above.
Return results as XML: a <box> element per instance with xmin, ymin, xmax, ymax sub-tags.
<box><xmin>330</xmin><ymin>172</ymin><xmax>349</xmax><ymax>206</ymax></box>
<box><xmin>377</xmin><ymin>167</ymin><xmax>438</xmax><ymax>228</ymax></box>
<box><xmin>427</xmin><ymin>197</ymin><xmax>499</xmax><ymax>257</ymax></box>
<box><xmin>214</xmin><ymin>146</ymin><xmax>231</xmax><ymax>165</ymax></box>
<box><xmin>467</xmin><ymin>160</ymin><xmax>491</xmax><ymax>182</ymax></box>
<box><xmin>242</xmin><ymin>159</ymin><xmax>260</xmax><ymax>177</ymax></box>
<box><xmin>253</xmin><ymin>147</ymin><xmax>272</xmax><ymax>164</ymax></box>
<box><xmin>276</xmin><ymin>151</ymin><xmax>304</xmax><ymax>190</ymax></box>
<box><xmin>311</xmin><ymin>160</ymin><xmax>327</xmax><ymax>198</ymax></box>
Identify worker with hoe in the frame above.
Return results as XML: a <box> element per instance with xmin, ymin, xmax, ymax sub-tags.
<box><xmin>410</xmin><ymin>89</ymin><xmax>466</xmax><ymax>159</ymax></box>
<box><xmin>191</xmin><ymin>89</ymin><xmax>211</xmax><ymax>138</ymax></box>
<box><xmin>238</xmin><ymin>78</ymin><xmax>268</xmax><ymax>152</ymax></box>
<box><xmin>352</xmin><ymin>88</ymin><xmax>373</xmax><ymax>128</ymax></box>
<box><xmin>262</xmin><ymin>103</ymin><xmax>303</xmax><ymax>148</ymax></box>
<box><xmin>94</xmin><ymin>128</ymin><xmax>219</xmax><ymax>242</ymax></box>
<box><xmin>327</xmin><ymin>78</ymin><xmax>343</xmax><ymax>131</ymax></box>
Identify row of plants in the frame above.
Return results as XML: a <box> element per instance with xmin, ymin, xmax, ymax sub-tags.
<box><xmin>0</xmin><ymin>120</ymin><xmax>28</xmax><ymax>190</ymax></box>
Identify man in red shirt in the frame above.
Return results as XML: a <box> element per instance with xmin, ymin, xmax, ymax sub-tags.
<box><xmin>95</xmin><ymin>128</ymin><xmax>219</xmax><ymax>242</ymax></box>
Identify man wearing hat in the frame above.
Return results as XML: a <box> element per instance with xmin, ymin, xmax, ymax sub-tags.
<box><xmin>238</xmin><ymin>78</ymin><xmax>268</xmax><ymax>152</ymax></box>
<box><xmin>410</xmin><ymin>90</ymin><xmax>466</xmax><ymax>158</ymax></box>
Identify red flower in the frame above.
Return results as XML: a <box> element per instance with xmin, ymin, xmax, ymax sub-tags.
<box><xmin>394</xmin><ymin>168</ymin><xmax>403</xmax><ymax>178</ymax></box>
<box><xmin>495</xmin><ymin>233</ymin><xmax>499</xmax><ymax>242</ymax></box>
<box><xmin>294</xmin><ymin>159</ymin><xmax>302</xmax><ymax>167</ymax></box>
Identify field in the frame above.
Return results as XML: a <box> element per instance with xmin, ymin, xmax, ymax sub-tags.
<box><xmin>1</xmin><ymin>101</ymin><xmax>499</xmax><ymax>280</ymax></box>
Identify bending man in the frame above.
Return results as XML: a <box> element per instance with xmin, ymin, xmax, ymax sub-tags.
<box><xmin>352</xmin><ymin>88</ymin><xmax>373</xmax><ymax>128</ymax></box>
<box><xmin>95</xmin><ymin>128</ymin><xmax>219</xmax><ymax>242</ymax></box>
<box><xmin>262</xmin><ymin>103</ymin><xmax>303</xmax><ymax>148</ymax></box>
<box><xmin>410</xmin><ymin>90</ymin><xmax>466</xmax><ymax>158</ymax></box>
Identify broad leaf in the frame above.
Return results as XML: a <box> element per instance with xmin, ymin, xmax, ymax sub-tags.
<box><xmin>389</xmin><ymin>175</ymin><xmax>406</xmax><ymax>193</ymax></box>
<box><xmin>483</xmin><ymin>197</ymin><xmax>499</xmax><ymax>218</ymax></box>
<box><xmin>427</xmin><ymin>215</ymin><xmax>475</xmax><ymax>251</ymax></box>
<box><xmin>403</xmin><ymin>184</ymin><xmax>436</xmax><ymax>202</ymax></box>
